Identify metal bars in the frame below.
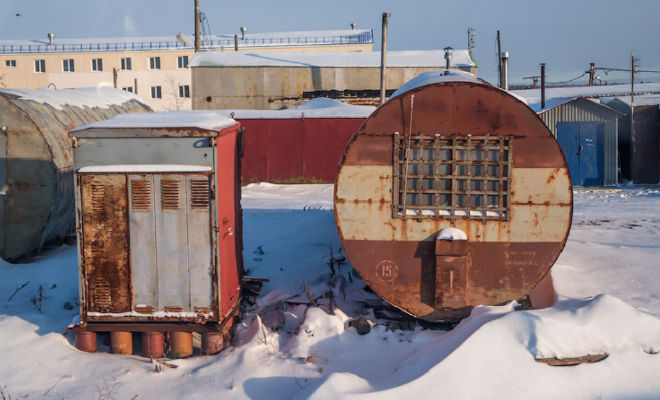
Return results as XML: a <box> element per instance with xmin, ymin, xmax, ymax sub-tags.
<box><xmin>392</xmin><ymin>134</ymin><xmax>512</xmax><ymax>221</ymax></box>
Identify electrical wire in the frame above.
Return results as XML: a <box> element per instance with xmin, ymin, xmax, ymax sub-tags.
<box><xmin>547</xmin><ymin>72</ymin><xmax>587</xmax><ymax>85</ymax></box>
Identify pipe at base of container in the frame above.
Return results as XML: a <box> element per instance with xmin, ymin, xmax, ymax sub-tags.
<box><xmin>170</xmin><ymin>331</ymin><xmax>193</xmax><ymax>358</ymax></box>
<box><xmin>142</xmin><ymin>332</ymin><xmax>165</xmax><ymax>358</ymax></box>
<box><xmin>74</xmin><ymin>330</ymin><xmax>97</xmax><ymax>353</ymax></box>
<box><xmin>201</xmin><ymin>332</ymin><xmax>224</xmax><ymax>355</ymax></box>
<box><xmin>111</xmin><ymin>331</ymin><xmax>133</xmax><ymax>355</ymax></box>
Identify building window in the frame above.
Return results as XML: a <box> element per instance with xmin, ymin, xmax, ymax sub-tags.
<box><xmin>178</xmin><ymin>85</ymin><xmax>190</xmax><ymax>98</ymax></box>
<box><xmin>177</xmin><ymin>55</ymin><xmax>189</xmax><ymax>69</ymax></box>
<box><xmin>34</xmin><ymin>59</ymin><xmax>46</xmax><ymax>73</ymax></box>
<box><xmin>150</xmin><ymin>86</ymin><xmax>162</xmax><ymax>99</ymax></box>
<box><xmin>63</xmin><ymin>59</ymin><xmax>75</xmax><ymax>72</ymax></box>
<box><xmin>92</xmin><ymin>58</ymin><xmax>103</xmax><ymax>71</ymax></box>
<box><xmin>392</xmin><ymin>134</ymin><xmax>512</xmax><ymax>221</ymax></box>
<box><xmin>149</xmin><ymin>56</ymin><xmax>161</xmax><ymax>70</ymax></box>
<box><xmin>122</xmin><ymin>87</ymin><xmax>133</xmax><ymax>93</ymax></box>
<box><xmin>5</xmin><ymin>60</ymin><xmax>16</xmax><ymax>68</ymax></box>
<box><xmin>121</xmin><ymin>57</ymin><xmax>132</xmax><ymax>70</ymax></box>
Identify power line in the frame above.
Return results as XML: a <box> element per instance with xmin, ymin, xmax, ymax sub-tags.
<box><xmin>547</xmin><ymin>72</ymin><xmax>587</xmax><ymax>85</ymax></box>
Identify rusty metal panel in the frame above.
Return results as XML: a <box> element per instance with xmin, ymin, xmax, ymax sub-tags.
<box><xmin>128</xmin><ymin>175</ymin><xmax>157</xmax><ymax>310</ymax></box>
<box><xmin>267</xmin><ymin>120</ymin><xmax>304</xmax><ymax>182</ymax></box>
<box><xmin>335</xmin><ymin>77</ymin><xmax>573</xmax><ymax>321</ymax></box>
<box><xmin>238</xmin><ymin>120</ymin><xmax>268</xmax><ymax>184</ymax></box>
<box><xmin>80</xmin><ymin>174</ymin><xmax>131</xmax><ymax>313</ymax></box>
<box><xmin>186</xmin><ymin>174</ymin><xmax>213</xmax><ymax>310</ymax></box>
<box><xmin>154</xmin><ymin>174</ymin><xmax>190</xmax><ymax>311</ymax></box>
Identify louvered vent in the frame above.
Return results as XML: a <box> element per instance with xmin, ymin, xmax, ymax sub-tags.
<box><xmin>131</xmin><ymin>180</ymin><xmax>152</xmax><ymax>212</ymax></box>
<box><xmin>91</xmin><ymin>184</ymin><xmax>105</xmax><ymax>218</ymax></box>
<box><xmin>160</xmin><ymin>179</ymin><xmax>180</xmax><ymax>210</ymax></box>
<box><xmin>190</xmin><ymin>179</ymin><xmax>210</xmax><ymax>209</ymax></box>
<box><xmin>91</xmin><ymin>276</ymin><xmax>111</xmax><ymax>310</ymax></box>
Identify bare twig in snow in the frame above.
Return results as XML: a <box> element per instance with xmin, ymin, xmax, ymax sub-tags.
<box><xmin>7</xmin><ymin>281</ymin><xmax>29</xmax><ymax>301</ymax></box>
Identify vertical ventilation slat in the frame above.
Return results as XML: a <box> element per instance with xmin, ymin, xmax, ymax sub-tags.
<box><xmin>91</xmin><ymin>184</ymin><xmax>105</xmax><ymax>219</ymax></box>
<box><xmin>190</xmin><ymin>179</ymin><xmax>210</xmax><ymax>209</ymax></box>
<box><xmin>131</xmin><ymin>179</ymin><xmax>152</xmax><ymax>212</ymax></box>
<box><xmin>161</xmin><ymin>179</ymin><xmax>180</xmax><ymax>210</ymax></box>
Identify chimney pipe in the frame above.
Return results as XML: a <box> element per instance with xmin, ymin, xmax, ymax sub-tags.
<box><xmin>540</xmin><ymin>63</ymin><xmax>546</xmax><ymax>109</ymax></box>
<box><xmin>351</xmin><ymin>23</ymin><xmax>357</xmax><ymax>30</ymax></box>
<box><xmin>194</xmin><ymin>0</ymin><xmax>200</xmax><ymax>52</ymax></box>
<box><xmin>234</xmin><ymin>34</ymin><xmax>238</xmax><ymax>51</ymax></box>
<box><xmin>444</xmin><ymin>47</ymin><xmax>454</xmax><ymax>70</ymax></box>
<box><xmin>379</xmin><ymin>12</ymin><xmax>390</xmax><ymax>105</ymax></box>
<box><xmin>47</xmin><ymin>33</ymin><xmax>55</xmax><ymax>45</ymax></box>
<box><xmin>500</xmin><ymin>52</ymin><xmax>509</xmax><ymax>90</ymax></box>
<box><xmin>240</xmin><ymin>27</ymin><xmax>247</xmax><ymax>40</ymax></box>
<box><xmin>588</xmin><ymin>62</ymin><xmax>595</xmax><ymax>86</ymax></box>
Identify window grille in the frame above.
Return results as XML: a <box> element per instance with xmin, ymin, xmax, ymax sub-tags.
<box><xmin>392</xmin><ymin>134</ymin><xmax>512</xmax><ymax>221</ymax></box>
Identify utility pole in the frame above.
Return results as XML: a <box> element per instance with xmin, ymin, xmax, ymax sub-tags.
<box><xmin>379</xmin><ymin>12</ymin><xmax>390</xmax><ymax>105</ymax></box>
<box><xmin>467</xmin><ymin>27</ymin><xmax>475</xmax><ymax>51</ymax></box>
<box><xmin>540</xmin><ymin>63</ymin><xmax>546</xmax><ymax>109</ymax></box>
<box><xmin>630</xmin><ymin>50</ymin><xmax>636</xmax><ymax>173</ymax></box>
<box><xmin>496</xmin><ymin>31</ymin><xmax>502</xmax><ymax>88</ymax></box>
<box><xmin>588</xmin><ymin>63</ymin><xmax>595</xmax><ymax>86</ymax></box>
<box><xmin>194</xmin><ymin>0</ymin><xmax>201</xmax><ymax>52</ymax></box>
<box><xmin>112</xmin><ymin>68</ymin><xmax>118</xmax><ymax>88</ymax></box>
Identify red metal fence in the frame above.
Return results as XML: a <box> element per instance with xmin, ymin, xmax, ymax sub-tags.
<box><xmin>237</xmin><ymin>117</ymin><xmax>366</xmax><ymax>184</ymax></box>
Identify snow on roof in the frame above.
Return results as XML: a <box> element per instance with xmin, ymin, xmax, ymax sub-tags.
<box><xmin>0</xmin><ymin>29</ymin><xmax>372</xmax><ymax>53</ymax></box>
<box><xmin>513</xmin><ymin>82</ymin><xmax>660</xmax><ymax>112</ymax></box>
<box><xmin>72</xmin><ymin>110</ymin><xmax>237</xmax><ymax>132</ymax></box>
<box><xmin>215</xmin><ymin>98</ymin><xmax>375</xmax><ymax>119</ymax></box>
<box><xmin>0</xmin><ymin>87</ymin><xmax>144</xmax><ymax>111</ymax></box>
<box><xmin>605</xmin><ymin>95</ymin><xmax>660</xmax><ymax>107</ymax></box>
<box><xmin>190</xmin><ymin>50</ymin><xmax>476</xmax><ymax>68</ymax></box>
<box><xmin>389</xmin><ymin>70</ymin><xmax>481</xmax><ymax>99</ymax></box>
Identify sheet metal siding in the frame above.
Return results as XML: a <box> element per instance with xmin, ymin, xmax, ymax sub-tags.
<box><xmin>0</xmin><ymin>95</ymin><xmax>150</xmax><ymax>261</ymax></box>
<box><xmin>238</xmin><ymin>117</ymin><xmax>365</xmax><ymax>184</ymax></box>
<box><xmin>539</xmin><ymin>100</ymin><xmax>618</xmax><ymax>186</ymax></box>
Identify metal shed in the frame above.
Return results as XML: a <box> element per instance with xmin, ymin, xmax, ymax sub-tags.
<box><xmin>606</xmin><ymin>96</ymin><xmax>660</xmax><ymax>184</ymax></box>
<box><xmin>537</xmin><ymin>97</ymin><xmax>620</xmax><ymax>186</ymax></box>
<box><xmin>0</xmin><ymin>87</ymin><xmax>151</xmax><ymax>261</ymax></box>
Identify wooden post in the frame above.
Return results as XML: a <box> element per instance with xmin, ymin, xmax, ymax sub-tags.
<box><xmin>194</xmin><ymin>0</ymin><xmax>200</xmax><ymax>52</ymax></box>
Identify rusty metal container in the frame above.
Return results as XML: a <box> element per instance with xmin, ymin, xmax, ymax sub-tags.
<box><xmin>0</xmin><ymin>87</ymin><xmax>151</xmax><ymax>261</ymax></box>
<box><xmin>334</xmin><ymin>70</ymin><xmax>572</xmax><ymax>321</ymax></box>
<box><xmin>69</xmin><ymin>111</ymin><xmax>244</xmax><ymax>329</ymax></box>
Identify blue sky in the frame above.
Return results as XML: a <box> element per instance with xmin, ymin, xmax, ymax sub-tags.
<box><xmin>1</xmin><ymin>0</ymin><xmax>658</xmax><ymax>85</ymax></box>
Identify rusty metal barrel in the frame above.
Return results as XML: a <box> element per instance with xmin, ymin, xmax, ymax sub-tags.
<box><xmin>0</xmin><ymin>87</ymin><xmax>150</xmax><ymax>261</ymax></box>
<box><xmin>334</xmin><ymin>70</ymin><xmax>572</xmax><ymax>321</ymax></box>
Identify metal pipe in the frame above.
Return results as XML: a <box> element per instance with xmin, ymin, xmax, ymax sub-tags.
<box><xmin>110</xmin><ymin>331</ymin><xmax>133</xmax><ymax>355</ymax></box>
<box><xmin>170</xmin><ymin>331</ymin><xmax>193</xmax><ymax>358</ymax></box>
<box><xmin>142</xmin><ymin>332</ymin><xmax>165</xmax><ymax>358</ymax></box>
<box><xmin>500</xmin><ymin>52</ymin><xmax>509</xmax><ymax>91</ymax></box>
<box><xmin>541</xmin><ymin>63</ymin><xmax>546</xmax><ymax>109</ymax></box>
<box><xmin>497</xmin><ymin>31</ymin><xmax>502</xmax><ymax>88</ymax></box>
<box><xmin>194</xmin><ymin>0</ymin><xmax>200</xmax><ymax>52</ymax></box>
<box><xmin>201</xmin><ymin>332</ymin><xmax>224</xmax><ymax>355</ymax></box>
<box><xmin>588</xmin><ymin>62</ymin><xmax>595</xmax><ymax>86</ymax></box>
<box><xmin>234</xmin><ymin>34</ymin><xmax>239</xmax><ymax>51</ymax></box>
<box><xmin>379</xmin><ymin>12</ymin><xmax>390</xmax><ymax>105</ymax></box>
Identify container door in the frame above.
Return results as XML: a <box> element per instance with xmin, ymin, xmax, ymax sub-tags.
<box><xmin>80</xmin><ymin>174</ymin><xmax>131</xmax><ymax>313</ymax></box>
<box><xmin>434</xmin><ymin>237</ymin><xmax>469</xmax><ymax>309</ymax></box>
<box><xmin>556</xmin><ymin>122</ymin><xmax>581</xmax><ymax>186</ymax></box>
<box><xmin>579</xmin><ymin>122</ymin><xmax>604</xmax><ymax>186</ymax></box>
<box><xmin>0</xmin><ymin>129</ymin><xmax>6</xmax><ymax>250</ymax></box>
<box><xmin>186</xmin><ymin>174</ymin><xmax>213</xmax><ymax>313</ymax></box>
<box><xmin>154</xmin><ymin>174</ymin><xmax>190</xmax><ymax>312</ymax></box>
<box><xmin>128</xmin><ymin>175</ymin><xmax>157</xmax><ymax>313</ymax></box>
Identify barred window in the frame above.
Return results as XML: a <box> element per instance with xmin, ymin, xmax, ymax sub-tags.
<box><xmin>392</xmin><ymin>134</ymin><xmax>512</xmax><ymax>221</ymax></box>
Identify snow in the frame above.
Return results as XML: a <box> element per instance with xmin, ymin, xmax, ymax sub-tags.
<box><xmin>0</xmin><ymin>87</ymin><xmax>144</xmax><ymax>111</ymax></box>
<box><xmin>389</xmin><ymin>70</ymin><xmax>480</xmax><ymax>99</ymax></box>
<box><xmin>190</xmin><ymin>49</ymin><xmax>476</xmax><ymax>68</ymax></box>
<box><xmin>604</xmin><ymin>94</ymin><xmax>660</xmax><ymax>107</ymax></box>
<box><xmin>77</xmin><ymin>165</ymin><xmax>212</xmax><ymax>173</ymax></box>
<box><xmin>436</xmin><ymin>227</ymin><xmax>468</xmax><ymax>241</ymax></box>
<box><xmin>215</xmin><ymin>98</ymin><xmax>375</xmax><ymax>120</ymax></box>
<box><xmin>512</xmin><ymin>82</ymin><xmax>660</xmax><ymax>112</ymax></box>
<box><xmin>0</xmin><ymin>184</ymin><xmax>658</xmax><ymax>399</ymax></box>
<box><xmin>72</xmin><ymin>110</ymin><xmax>238</xmax><ymax>132</ymax></box>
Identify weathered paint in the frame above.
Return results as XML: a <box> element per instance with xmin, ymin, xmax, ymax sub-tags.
<box><xmin>72</xmin><ymin>120</ymin><xmax>244</xmax><ymax>327</ymax></box>
<box><xmin>237</xmin><ymin>118</ymin><xmax>365</xmax><ymax>184</ymax></box>
<box><xmin>335</xmin><ymin>78</ymin><xmax>573</xmax><ymax>321</ymax></box>
<box><xmin>0</xmin><ymin>91</ymin><xmax>150</xmax><ymax>261</ymax></box>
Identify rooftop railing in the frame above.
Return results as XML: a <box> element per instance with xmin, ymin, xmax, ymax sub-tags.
<box><xmin>0</xmin><ymin>31</ymin><xmax>373</xmax><ymax>54</ymax></box>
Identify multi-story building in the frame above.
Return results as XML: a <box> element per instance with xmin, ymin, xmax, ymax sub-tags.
<box><xmin>0</xmin><ymin>29</ymin><xmax>373</xmax><ymax>111</ymax></box>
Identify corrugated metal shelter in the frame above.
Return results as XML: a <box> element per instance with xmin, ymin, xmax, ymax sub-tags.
<box><xmin>217</xmin><ymin>98</ymin><xmax>375</xmax><ymax>183</ymax></box>
<box><xmin>537</xmin><ymin>97</ymin><xmax>621</xmax><ymax>186</ymax></box>
<box><xmin>0</xmin><ymin>87</ymin><xmax>151</xmax><ymax>261</ymax></box>
<box><xmin>606</xmin><ymin>96</ymin><xmax>660</xmax><ymax>184</ymax></box>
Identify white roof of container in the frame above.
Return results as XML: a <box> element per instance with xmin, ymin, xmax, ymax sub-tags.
<box><xmin>190</xmin><ymin>49</ymin><xmax>476</xmax><ymax>68</ymax></box>
<box><xmin>605</xmin><ymin>95</ymin><xmax>660</xmax><ymax>107</ymax></box>
<box><xmin>0</xmin><ymin>87</ymin><xmax>144</xmax><ymax>111</ymax></box>
<box><xmin>389</xmin><ymin>70</ymin><xmax>481</xmax><ymax>99</ymax></box>
<box><xmin>512</xmin><ymin>82</ymin><xmax>660</xmax><ymax>112</ymax></box>
<box><xmin>217</xmin><ymin>98</ymin><xmax>375</xmax><ymax>119</ymax></box>
<box><xmin>72</xmin><ymin>110</ymin><xmax>238</xmax><ymax>132</ymax></box>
